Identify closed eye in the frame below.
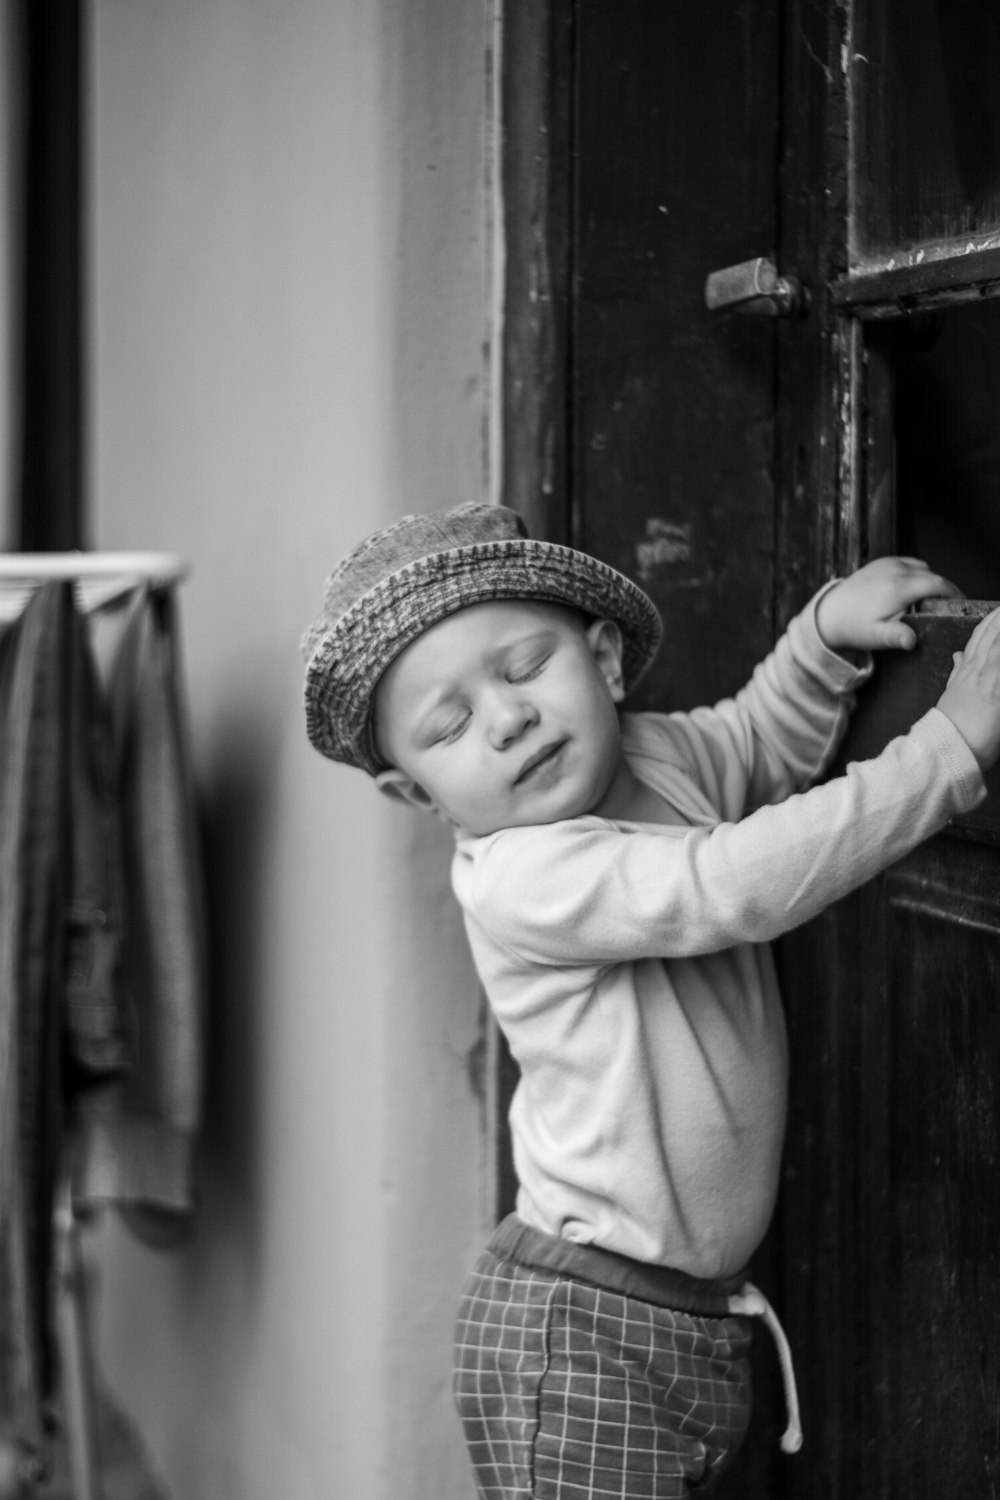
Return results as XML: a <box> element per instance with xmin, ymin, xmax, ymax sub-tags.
<box><xmin>508</xmin><ymin>656</ymin><xmax>549</xmax><ymax>684</ymax></box>
<box><xmin>432</xmin><ymin>710</ymin><xmax>471</xmax><ymax>745</ymax></box>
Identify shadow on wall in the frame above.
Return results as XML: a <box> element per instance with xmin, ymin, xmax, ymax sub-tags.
<box><xmin>189</xmin><ymin>706</ymin><xmax>273</xmax><ymax>1278</ymax></box>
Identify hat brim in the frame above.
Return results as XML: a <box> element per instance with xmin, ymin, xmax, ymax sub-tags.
<box><xmin>304</xmin><ymin>536</ymin><xmax>662</xmax><ymax>772</ymax></box>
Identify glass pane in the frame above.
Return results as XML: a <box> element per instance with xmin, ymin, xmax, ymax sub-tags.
<box><xmin>852</xmin><ymin>0</ymin><xmax>1000</xmax><ymax>259</ymax></box>
<box><xmin>878</xmin><ymin>301</ymin><xmax>1000</xmax><ymax>599</ymax></box>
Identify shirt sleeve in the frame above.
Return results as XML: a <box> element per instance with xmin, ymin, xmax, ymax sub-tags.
<box><xmin>631</xmin><ymin>587</ymin><xmax>874</xmax><ymax>823</ymax></box>
<box><xmin>464</xmin><ymin>709</ymin><xmax>984</xmax><ymax>967</ymax></box>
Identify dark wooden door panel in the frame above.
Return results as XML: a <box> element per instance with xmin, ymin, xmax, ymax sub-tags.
<box><xmin>856</xmin><ymin>840</ymin><xmax>1000</xmax><ymax>1497</ymax></box>
<box><xmin>571</xmin><ymin>0</ymin><xmax>781</xmax><ymax>715</ymax></box>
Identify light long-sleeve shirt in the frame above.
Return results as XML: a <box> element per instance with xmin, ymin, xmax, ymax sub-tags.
<box><xmin>451</xmin><ymin>596</ymin><xmax>985</xmax><ymax>1278</ymax></box>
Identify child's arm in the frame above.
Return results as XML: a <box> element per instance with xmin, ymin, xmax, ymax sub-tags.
<box><xmin>468</xmin><ymin>613</ymin><xmax>1000</xmax><ymax>965</ymax></box>
<box><xmin>654</xmin><ymin>559</ymin><xmax>960</xmax><ymax>820</ymax></box>
<box><xmin>470</xmin><ymin>712</ymin><xmax>980</xmax><ymax>964</ymax></box>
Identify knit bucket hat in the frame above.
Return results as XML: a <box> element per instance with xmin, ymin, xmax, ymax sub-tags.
<box><xmin>301</xmin><ymin>502</ymin><xmax>662</xmax><ymax>774</ymax></box>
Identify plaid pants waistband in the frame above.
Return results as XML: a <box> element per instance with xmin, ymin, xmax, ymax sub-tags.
<box><xmin>487</xmin><ymin>1215</ymin><xmax>803</xmax><ymax>1455</ymax></box>
<box><xmin>486</xmin><ymin>1215</ymin><xmax>746</xmax><ymax>1317</ymax></box>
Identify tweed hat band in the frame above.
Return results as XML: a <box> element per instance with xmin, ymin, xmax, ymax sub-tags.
<box><xmin>302</xmin><ymin>505</ymin><xmax>662</xmax><ymax>774</ymax></box>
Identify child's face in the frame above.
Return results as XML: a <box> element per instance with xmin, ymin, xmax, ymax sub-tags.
<box><xmin>372</xmin><ymin>599</ymin><xmax>627</xmax><ymax>835</ymax></box>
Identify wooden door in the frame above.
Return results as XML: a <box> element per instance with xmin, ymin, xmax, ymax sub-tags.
<box><xmin>502</xmin><ymin>2</ymin><xmax>1000</xmax><ymax>1494</ymax></box>
<box><xmin>777</xmin><ymin>4</ymin><xmax>1000</xmax><ymax>1497</ymax></box>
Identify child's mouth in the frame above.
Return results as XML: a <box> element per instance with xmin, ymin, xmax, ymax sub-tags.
<box><xmin>515</xmin><ymin>739</ymin><xmax>567</xmax><ymax>786</ymax></box>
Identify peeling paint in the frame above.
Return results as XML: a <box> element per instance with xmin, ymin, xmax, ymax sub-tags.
<box><xmin>635</xmin><ymin>518</ymin><xmax>692</xmax><ymax>578</ymax></box>
<box><xmin>851</xmin><ymin>228</ymin><xmax>1000</xmax><ymax>280</ymax></box>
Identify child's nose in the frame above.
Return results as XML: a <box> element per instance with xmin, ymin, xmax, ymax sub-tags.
<box><xmin>488</xmin><ymin>692</ymin><xmax>539</xmax><ymax>748</ymax></box>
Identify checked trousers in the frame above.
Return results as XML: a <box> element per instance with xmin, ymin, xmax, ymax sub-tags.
<box><xmin>454</xmin><ymin>1238</ymin><xmax>753</xmax><ymax>1499</ymax></box>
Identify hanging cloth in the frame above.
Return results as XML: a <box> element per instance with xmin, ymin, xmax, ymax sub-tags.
<box><xmin>0</xmin><ymin>571</ymin><xmax>206</xmax><ymax>1481</ymax></box>
<box><xmin>0</xmin><ymin>583</ymin><xmax>78</xmax><ymax>1475</ymax></box>
<box><xmin>72</xmin><ymin>584</ymin><xmax>206</xmax><ymax>1234</ymax></box>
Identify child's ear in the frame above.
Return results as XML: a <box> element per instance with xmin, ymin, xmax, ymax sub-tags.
<box><xmin>374</xmin><ymin>768</ymin><xmax>436</xmax><ymax>812</ymax></box>
<box><xmin>586</xmin><ymin>619</ymin><xmax>626</xmax><ymax>702</ymax></box>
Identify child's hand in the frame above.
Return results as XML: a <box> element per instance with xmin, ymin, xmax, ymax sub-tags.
<box><xmin>815</xmin><ymin>557</ymin><xmax>962</xmax><ymax>653</ymax></box>
<box><xmin>936</xmin><ymin>606</ymin><xmax>1000</xmax><ymax>771</ymax></box>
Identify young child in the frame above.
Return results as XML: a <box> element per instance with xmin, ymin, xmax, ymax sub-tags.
<box><xmin>302</xmin><ymin>502</ymin><xmax>1000</xmax><ymax>1499</ymax></box>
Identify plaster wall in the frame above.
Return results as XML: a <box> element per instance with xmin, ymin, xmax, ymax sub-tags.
<box><xmin>86</xmin><ymin>1</ymin><xmax>494</xmax><ymax>1495</ymax></box>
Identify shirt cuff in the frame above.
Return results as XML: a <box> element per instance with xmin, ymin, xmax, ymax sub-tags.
<box><xmin>799</xmin><ymin>580</ymin><xmax>875</xmax><ymax>690</ymax></box>
<box><xmin>909</xmin><ymin>706</ymin><xmax>987</xmax><ymax>814</ymax></box>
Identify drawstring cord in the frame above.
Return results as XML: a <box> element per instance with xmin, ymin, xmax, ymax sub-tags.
<box><xmin>728</xmin><ymin>1282</ymin><xmax>803</xmax><ymax>1454</ymax></box>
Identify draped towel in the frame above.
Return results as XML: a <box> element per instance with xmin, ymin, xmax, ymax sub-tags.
<box><xmin>0</xmin><ymin>583</ymin><xmax>75</xmax><ymax>1464</ymax></box>
<box><xmin>0</xmin><ymin>580</ymin><xmax>206</xmax><ymax>1474</ymax></box>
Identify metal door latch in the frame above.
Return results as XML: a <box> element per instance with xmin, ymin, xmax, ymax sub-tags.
<box><xmin>704</xmin><ymin>257</ymin><xmax>806</xmax><ymax>317</ymax></box>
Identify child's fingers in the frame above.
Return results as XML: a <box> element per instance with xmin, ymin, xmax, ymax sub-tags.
<box><xmin>963</xmin><ymin>606</ymin><xmax>1000</xmax><ymax>651</ymax></box>
<box><xmin>893</xmin><ymin>569</ymin><xmax>963</xmax><ymax>607</ymax></box>
<box><xmin>868</xmin><ymin>619</ymin><xmax>917</xmax><ymax>650</ymax></box>
<box><xmin>955</xmin><ymin>607</ymin><xmax>1000</xmax><ymax>669</ymax></box>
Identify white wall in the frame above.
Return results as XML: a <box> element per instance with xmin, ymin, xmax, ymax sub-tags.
<box><xmin>87</xmin><ymin>1</ymin><xmax>495</xmax><ymax>1495</ymax></box>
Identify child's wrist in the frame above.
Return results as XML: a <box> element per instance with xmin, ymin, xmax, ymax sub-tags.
<box><xmin>809</xmin><ymin>585</ymin><xmax>863</xmax><ymax>663</ymax></box>
<box><xmin>813</xmin><ymin>582</ymin><xmax>846</xmax><ymax>651</ymax></box>
<box><xmin>936</xmin><ymin>689</ymin><xmax>998</xmax><ymax>772</ymax></box>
